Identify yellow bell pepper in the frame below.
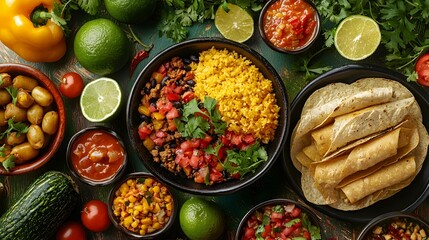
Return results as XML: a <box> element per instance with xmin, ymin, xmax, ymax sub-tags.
<box><xmin>0</xmin><ymin>0</ymin><xmax>66</xmax><ymax>62</ymax></box>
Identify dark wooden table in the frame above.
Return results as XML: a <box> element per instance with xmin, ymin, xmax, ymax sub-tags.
<box><xmin>1</xmin><ymin>7</ymin><xmax>429</xmax><ymax>240</ymax></box>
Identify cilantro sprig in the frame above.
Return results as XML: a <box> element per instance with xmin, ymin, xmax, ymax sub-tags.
<box><xmin>302</xmin><ymin>213</ymin><xmax>322</xmax><ymax>240</ymax></box>
<box><xmin>0</xmin><ymin>119</ymin><xmax>29</xmax><ymax>139</ymax></box>
<box><xmin>175</xmin><ymin>97</ymin><xmax>226</xmax><ymax>139</ymax></box>
<box><xmin>160</xmin><ymin>0</ymin><xmax>265</xmax><ymax>42</ymax></box>
<box><xmin>222</xmin><ymin>142</ymin><xmax>268</xmax><ymax>178</ymax></box>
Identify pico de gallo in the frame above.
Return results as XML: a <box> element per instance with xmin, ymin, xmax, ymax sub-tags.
<box><xmin>241</xmin><ymin>203</ymin><xmax>322</xmax><ymax>240</ymax></box>
<box><xmin>262</xmin><ymin>0</ymin><xmax>318</xmax><ymax>50</ymax></box>
<box><xmin>137</xmin><ymin>56</ymin><xmax>268</xmax><ymax>185</ymax></box>
<box><xmin>368</xmin><ymin>218</ymin><xmax>428</xmax><ymax>240</ymax></box>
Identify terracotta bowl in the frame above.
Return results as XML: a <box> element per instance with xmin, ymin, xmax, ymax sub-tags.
<box><xmin>0</xmin><ymin>63</ymin><xmax>66</xmax><ymax>175</ymax></box>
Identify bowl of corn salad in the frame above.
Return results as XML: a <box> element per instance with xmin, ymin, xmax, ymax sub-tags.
<box><xmin>357</xmin><ymin>212</ymin><xmax>429</xmax><ymax>240</ymax></box>
<box><xmin>108</xmin><ymin>172</ymin><xmax>177</xmax><ymax>239</ymax></box>
<box><xmin>126</xmin><ymin>37</ymin><xmax>289</xmax><ymax>195</ymax></box>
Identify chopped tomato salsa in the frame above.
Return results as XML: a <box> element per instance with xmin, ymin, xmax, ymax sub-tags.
<box><xmin>71</xmin><ymin>130</ymin><xmax>125</xmax><ymax>182</ymax></box>
<box><xmin>263</xmin><ymin>0</ymin><xmax>318</xmax><ymax>50</ymax></box>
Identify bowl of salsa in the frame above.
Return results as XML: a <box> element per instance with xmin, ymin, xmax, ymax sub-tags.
<box><xmin>235</xmin><ymin>198</ymin><xmax>323</xmax><ymax>240</ymax></box>
<box><xmin>66</xmin><ymin>126</ymin><xmax>127</xmax><ymax>186</ymax></box>
<box><xmin>259</xmin><ymin>0</ymin><xmax>321</xmax><ymax>54</ymax></box>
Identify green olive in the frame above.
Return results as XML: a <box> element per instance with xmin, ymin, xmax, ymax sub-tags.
<box><xmin>5</xmin><ymin>103</ymin><xmax>27</xmax><ymax>122</ymax></box>
<box><xmin>27</xmin><ymin>125</ymin><xmax>45</xmax><ymax>149</ymax></box>
<box><xmin>31</xmin><ymin>86</ymin><xmax>53</xmax><ymax>107</ymax></box>
<box><xmin>0</xmin><ymin>73</ymin><xmax>12</xmax><ymax>89</ymax></box>
<box><xmin>27</xmin><ymin>104</ymin><xmax>44</xmax><ymax>125</ymax></box>
<box><xmin>12</xmin><ymin>75</ymin><xmax>38</xmax><ymax>91</ymax></box>
<box><xmin>42</xmin><ymin>111</ymin><xmax>59</xmax><ymax>135</ymax></box>
<box><xmin>17</xmin><ymin>89</ymin><xmax>34</xmax><ymax>109</ymax></box>
<box><xmin>6</xmin><ymin>132</ymin><xmax>26</xmax><ymax>146</ymax></box>
<box><xmin>0</xmin><ymin>89</ymin><xmax>12</xmax><ymax>106</ymax></box>
<box><xmin>11</xmin><ymin>142</ymin><xmax>39</xmax><ymax>164</ymax></box>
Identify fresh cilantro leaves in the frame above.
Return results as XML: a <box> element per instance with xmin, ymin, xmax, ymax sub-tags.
<box><xmin>302</xmin><ymin>213</ymin><xmax>322</xmax><ymax>240</ymax></box>
<box><xmin>160</xmin><ymin>0</ymin><xmax>265</xmax><ymax>42</ymax></box>
<box><xmin>2</xmin><ymin>155</ymin><xmax>15</xmax><ymax>173</ymax></box>
<box><xmin>175</xmin><ymin>97</ymin><xmax>226</xmax><ymax>139</ymax></box>
<box><xmin>0</xmin><ymin>119</ymin><xmax>29</xmax><ymax>139</ymax></box>
<box><xmin>222</xmin><ymin>142</ymin><xmax>268</xmax><ymax>178</ymax></box>
<box><xmin>5</xmin><ymin>87</ymin><xmax>17</xmax><ymax>105</ymax></box>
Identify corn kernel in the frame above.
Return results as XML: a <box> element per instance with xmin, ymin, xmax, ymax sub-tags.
<box><xmin>151</xmin><ymin>112</ymin><xmax>165</xmax><ymax>120</ymax></box>
<box><xmin>138</xmin><ymin>105</ymin><xmax>150</xmax><ymax>116</ymax></box>
<box><xmin>129</xmin><ymin>195</ymin><xmax>137</xmax><ymax>203</ymax></box>
<box><xmin>145</xmin><ymin>178</ymin><xmax>154</xmax><ymax>186</ymax></box>
<box><xmin>124</xmin><ymin>216</ymin><xmax>133</xmax><ymax>227</ymax></box>
<box><xmin>141</xmin><ymin>217</ymin><xmax>152</xmax><ymax>225</ymax></box>
<box><xmin>152</xmin><ymin>185</ymin><xmax>160</xmax><ymax>193</ymax></box>
<box><xmin>153</xmin><ymin>203</ymin><xmax>161</xmax><ymax>213</ymax></box>
<box><xmin>133</xmin><ymin>210</ymin><xmax>140</xmax><ymax>216</ymax></box>
<box><xmin>131</xmin><ymin>220</ymin><xmax>139</xmax><ymax>229</ymax></box>
<box><xmin>127</xmin><ymin>179</ymin><xmax>134</xmax><ymax>186</ymax></box>
<box><xmin>135</xmin><ymin>205</ymin><xmax>143</xmax><ymax>211</ymax></box>
<box><xmin>139</xmin><ymin>229</ymin><xmax>146</xmax><ymax>236</ymax></box>
<box><xmin>152</xmin><ymin>222</ymin><xmax>161</xmax><ymax>230</ymax></box>
<box><xmin>166</xmin><ymin>202</ymin><xmax>172</xmax><ymax>211</ymax></box>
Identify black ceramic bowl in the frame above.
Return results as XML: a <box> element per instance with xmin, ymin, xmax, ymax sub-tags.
<box><xmin>259</xmin><ymin>0</ymin><xmax>321</xmax><ymax>54</ymax></box>
<box><xmin>126</xmin><ymin>37</ymin><xmax>289</xmax><ymax>195</ymax></box>
<box><xmin>235</xmin><ymin>198</ymin><xmax>324</xmax><ymax>240</ymax></box>
<box><xmin>283</xmin><ymin>64</ymin><xmax>429</xmax><ymax>222</ymax></box>
<box><xmin>357</xmin><ymin>212</ymin><xmax>429</xmax><ymax>239</ymax></box>
<box><xmin>66</xmin><ymin>126</ymin><xmax>127</xmax><ymax>186</ymax></box>
<box><xmin>107</xmin><ymin>172</ymin><xmax>177</xmax><ymax>239</ymax></box>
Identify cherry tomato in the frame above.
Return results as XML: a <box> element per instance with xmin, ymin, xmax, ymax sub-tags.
<box><xmin>56</xmin><ymin>221</ymin><xmax>86</xmax><ymax>240</ymax></box>
<box><xmin>415</xmin><ymin>53</ymin><xmax>429</xmax><ymax>86</ymax></box>
<box><xmin>81</xmin><ymin>199</ymin><xmax>111</xmax><ymax>232</ymax></box>
<box><xmin>59</xmin><ymin>72</ymin><xmax>84</xmax><ymax>98</ymax></box>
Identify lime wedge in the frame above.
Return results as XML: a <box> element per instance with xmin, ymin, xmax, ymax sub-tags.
<box><xmin>80</xmin><ymin>77</ymin><xmax>122</xmax><ymax>122</ymax></box>
<box><xmin>214</xmin><ymin>3</ymin><xmax>254</xmax><ymax>43</ymax></box>
<box><xmin>334</xmin><ymin>15</ymin><xmax>381</xmax><ymax>61</ymax></box>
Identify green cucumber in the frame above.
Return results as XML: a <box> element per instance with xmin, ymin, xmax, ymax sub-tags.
<box><xmin>0</xmin><ymin>171</ymin><xmax>79</xmax><ymax>240</ymax></box>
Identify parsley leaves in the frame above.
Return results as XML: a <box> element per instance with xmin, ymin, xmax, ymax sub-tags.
<box><xmin>222</xmin><ymin>142</ymin><xmax>268</xmax><ymax>178</ymax></box>
<box><xmin>175</xmin><ymin>97</ymin><xmax>226</xmax><ymax>139</ymax></box>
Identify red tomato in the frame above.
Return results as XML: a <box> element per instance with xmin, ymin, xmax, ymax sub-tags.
<box><xmin>59</xmin><ymin>72</ymin><xmax>84</xmax><ymax>98</ymax></box>
<box><xmin>81</xmin><ymin>200</ymin><xmax>111</xmax><ymax>232</ymax></box>
<box><xmin>415</xmin><ymin>53</ymin><xmax>429</xmax><ymax>86</ymax></box>
<box><xmin>56</xmin><ymin>221</ymin><xmax>86</xmax><ymax>240</ymax></box>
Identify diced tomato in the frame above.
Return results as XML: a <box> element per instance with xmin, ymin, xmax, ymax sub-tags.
<box><xmin>180</xmin><ymin>141</ymin><xmax>193</xmax><ymax>152</ymax></box>
<box><xmin>243</xmin><ymin>227</ymin><xmax>255</xmax><ymax>238</ymax></box>
<box><xmin>231</xmin><ymin>173</ymin><xmax>241</xmax><ymax>179</ymax></box>
<box><xmin>218</xmin><ymin>146</ymin><xmax>227</xmax><ymax>160</ymax></box>
<box><xmin>138</xmin><ymin>125</ymin><xmax>152</xmax><ymax>140</ymax></box>
<box><xmin>190</xmin><ymin>139</ymin><xmax>201</xmax><ymax>148</ymax></box>
<box><xmin>291</xmin><ymin>207</ymin><xmax>301</xmax><ymax>218</ymax></box>
<box><xmin>243</xmin><ymin>134</ymin><xmax>255</xmax><ymax>144</ymax></box>
<box><xmin>153</xmin><ymin>138</ymin><xmax>164</xmax><ymax>146</ymax></box>
<box><xmin>182</xmin><ymin>91</ymin><xmax>195</xmax><ymax>103</ymax></box>
<box><xmin>183</xmin><ymin>72</ymin><xmax>194</xmax><ymax>81</ymax></box>
<box><xmin>173</xmin><ymin>85</ymin><xmax>183</xmax><ymax>94</ymax></box>
<box><xmin>292</xmin><ymin>227</ymin><xmax>303</xmax><ymax>236</ymax></box>
<box><xmin>303</xmin><ymin>231</ymin><xmax>311</xmax><ymax>240</ymax></box>
<box><xmin>281</xmin><ymin>227</ymin><xmax>294</xmax><ymax>237</ymax></box>
<box><xmin>166</xmin><ymin>107</ymin><xmax>179</xmax><ymax>120</ymax></box>
<box><xmin>148</xmin><ymin>104</ymin><xmax>157</xmax><ymax>113</ymax></box>
<box><xmin>194</xmin><ymin>167</ymin><xmax>208</xmax><ymax>183</ymax></box>
<box><xmin>155</xmin><ymin>130</ymin><xmax>167</xmax><ymax>138</ymax></box>
<box><xmin>415</xmin><ymin>53</ymin><xmax>429</xmax><ymax>86</ymax></box>
<box><xmin>262</xmin><ymin>225</ymin><xmax>272</xmax><ymax>237</ymax></box>
<box><xmin>230</xmin><ymin>134</ymin><xmax>242</xmax><ymax>146</ymax></box>
<box><xmin>271</xmin><ymin>212</ymin><xmax>283</xmax><ymax>220</ymax></box>
<box><xmin>166</xmin><ymin>93</ymin><xmax>180</xmax><ymax>101</ymax></box>
<box><xmin>189</xmin><ymin>155</ymin><xmax>200</xmax><ymax>168</ymax></box>
<box><xmin>209</xmin><ymin>167</ymin><xmax>223</xmax><ymax>182</ymax></box>
<box><xmin>156</xmin><ymin>99</ymin><xmax>173</xmax><ymax>115</ymax></box>
<box><xmin>157</xmin><ymin>64</ymin><xmax>167</xmax><ymax>74</ymax></box>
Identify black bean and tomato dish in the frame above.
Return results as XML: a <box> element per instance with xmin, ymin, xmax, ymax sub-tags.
<box><xmin>136</xmin><ymin>47</ymin><xmax>281</xmax><ymax>185</ymax></box>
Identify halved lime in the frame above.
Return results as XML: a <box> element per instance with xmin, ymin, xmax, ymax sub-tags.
<box><xmin>214</xmin><ymin>3</ymin><xmax>254</xmax><ymax>43</ymax></box>
<box><xmin>334</xmin><ymin>15</ymin><xmax>381</xmax><ymax>61</ymax></box>
<box><xmin>80</xmin><ymin>77</ymin><xmax>122</xmax><ymax>122</ymax></box>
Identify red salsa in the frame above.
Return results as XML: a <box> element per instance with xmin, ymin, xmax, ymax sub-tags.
<box><xmin>71</xmin><ymin>130</ymin><xmax>125</xmax><ymax>182</ymax></box>
<box><xmin>263</xmin><ymin>0</ymin><xmax>318</xmax><ymax>50</ymax></box>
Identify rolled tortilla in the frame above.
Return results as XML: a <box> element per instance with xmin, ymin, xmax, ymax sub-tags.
<box><xmin>312</xmin><ymin>128</ymin><xmax>401</xmax><ymax>188</ymax></box>
<box><xmin>312</xmin><ymin>97</ymin><xmax>414</xmax><ymax>156</ymax></box>
<box><xmin>340</xmin><ymin>156</ymin><xmax>416</xmax><ymax>204</ymax></box>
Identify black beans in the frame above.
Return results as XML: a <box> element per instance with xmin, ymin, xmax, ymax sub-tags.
<box><xmin>186</xmin><ymin>80</ymin><xmax>195</xmax><ymax>86</ymax></box>
<box><xmin>150</xmin><ymin>79</ymin><xmax>157</xmax><ymax>88</ymax></box>
<box><xmin>183</xmin><ymin>58</ymin><xmax>191</xmax><ymax>65</ymax></box>
<box><xmin>143</xmin><ymin>87</ymin><xmax>150</xmax><ymax>95</ymax></box>
<box><xmin>172</xmin><ymin>101</ymin><xmax>182</xmax><ymax>109</ymax></box>
<box><xmin>184</xmin><ymin>65</ymin><xmax>192</xmax><ymax>71</ymax></box>
<box><xmin>140</xmin><ymin>114</ymin><xmax>151</xmax><ymax>123</ymax></box>
<box><xmin>161</xmin><ymin>76</ymin><xmax>169</xmax><ymax>87</ymax></box>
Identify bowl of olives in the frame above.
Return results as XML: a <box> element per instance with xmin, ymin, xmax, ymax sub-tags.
<box><xmin>0</xmin><ymin>63</ymin><xmax>66</xmax><ymax>175</ymax></box>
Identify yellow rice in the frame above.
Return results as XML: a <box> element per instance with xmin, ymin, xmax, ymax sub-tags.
<box><xmin>191</xmin><ymin>47</ymin><xmax>280</xmax><ymax>143</ymax></box>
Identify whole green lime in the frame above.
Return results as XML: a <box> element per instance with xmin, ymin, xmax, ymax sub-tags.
<box><xmin>73</xmin><ymin>18</ymin><xmax>130</xmax><ymax>76</ymax></box>
<box><xmin>104</xmin><ymin>0</ymin><xmax>156</xmax><ymax>24</ymax></box>
<box><xmin>179</xmin><ymin>197</ymin><xmax>225</xmax><ymax>240</ymax></box>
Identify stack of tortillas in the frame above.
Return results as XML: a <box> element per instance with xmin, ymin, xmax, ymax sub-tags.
<box><xmin>290</xmin><ymin>78</ymin><xmax>429</xmax><ymax>211</ymax></box>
